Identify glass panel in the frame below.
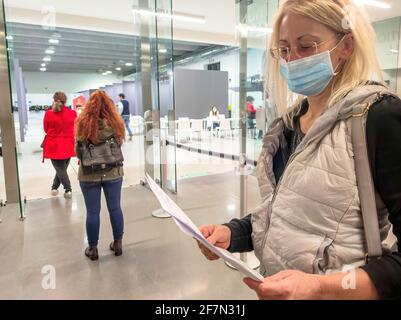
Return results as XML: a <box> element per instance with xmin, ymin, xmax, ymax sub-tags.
<box><xmin>237</xmin><ymin>0</ymin><xmax>279</xmax><ymax>219</ymax></box>
<box><xmin>241</xmin><ymin>0</ymin><xmax>279</xmax><ymax>163</ymax></box>
<box><xmin>3</xmin><ymin>0</ymin><xmax>139</xmax><ymax>207</ymax></box>
<box><xmin>373</xmin><ymin>17</ymin><xmax>401</xmax><ymax>94</ymax></box>
<box><xmin>0</xmin><ymin>2</ymin><xmax>8</xmax><ymax>206</ymax></box>
<box><xmin>172</xmin><ymin>19</ymin><xmax>238</xmax><ymax>182</ymax></box>
<box><xmin>0</xmin><ymin>1</ymin><xmax>23</xmax><ymax>218</ymax></box>
<box><xmin>154</xmin><ymin>0</ymin><xmax>177</xmax><ymax>193</ymax></box>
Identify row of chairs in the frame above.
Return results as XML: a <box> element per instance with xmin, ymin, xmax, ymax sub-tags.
<box><xmin>126</xmin><ymin>115</ymin><xmax>238</xmax><ymax>141</ymax></box>
<box><xmin>175</xmin><ymin>117</ymin><xmax>236</xmax><ymax>142</ymax></box>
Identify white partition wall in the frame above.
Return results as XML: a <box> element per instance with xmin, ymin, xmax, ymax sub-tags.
<box><xmin>174</xmin><ymin>69</ymin><xmax>229</xmax><ymax>119</ymax></box>
<box><xmin>113</xmin><ymin>83</ymin><xmax>124</xmax><ymax>105</ymax></box>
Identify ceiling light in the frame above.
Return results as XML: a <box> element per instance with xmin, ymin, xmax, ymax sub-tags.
<box><xmin>49</xmin><ymin>39</ymin><xmax>59</xmax><ymax>44</ymax></box>
<box><xmin>159</xmin><ymin>49</ymin><xmax>167</xmax><ymax>53</ymax></box>
<box><xmin>43</xmin><ymin>56</ymin><xmax>51</xmax><ymax>62</ymax></box>
<box><xmin>354</xmin><ymin>0</ymin><xmax>391</xmax><ymax>8</ymax></box>
<box><xmin>390</xmin><ymin>49</ymin><xmax>399</xmax><ymax>53</ymax></box>
<box><xmin>52</xmin><ymin>32</ymin><xmax>62</xmax><ymax>38</ymax></box>
<box><xmin>41</xmin><ymin>63</ymin><xmax>46</xmax><ymax>67</ymax></box>
<box><xmin>125</xmin><ymin>62</ymin><xmax>133</xmax><ymax>66</ymax></box>
<box><xmin>40</xmin><ymin>68</ymin><xmax>46</xmax><ymax>72</ymax></box>
<box><xmin>132</xmin><ymin>8</ymin><xmax>205</xmax><ymax>24</ymax></box>
<box><xmin>7</xmin><ymin>48</ymin><xmax>12</xmax><ymax>51</ymax></box>
<box><xmin>115</xmin><ymin>67</ymin><xmax>121</xmax><ymax>71</ymax></box>
<box><xmin>6</xmin><ymin>35</ymin><xmax>13</xmax><ymax>40</ymax></box>
<box><xmin>45</xmin><ymin>49</ymin><xmax>55</xmax><ymax>54</ymax></box>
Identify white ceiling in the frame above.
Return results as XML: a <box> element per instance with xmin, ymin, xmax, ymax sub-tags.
<box><xmin>4</xmin><ymin>0</ymin><xmax>401</xmax><ymax>40</ymax></box>
<box><xmin>4</xmin><ymin>0</ymin><xmax>237</xmax><ymax>35</ymax></box>
<box><xmin>362</xmin><ymin>0</ymin><xmax>401</xmax><ymax>22</ymax></box>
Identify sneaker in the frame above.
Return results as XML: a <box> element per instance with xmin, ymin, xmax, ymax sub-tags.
<box><xmin>64</xmin><ymin>191</ymin><xmax>72</xmax><ymax>199</ymax></box>
<box><xmin>109</xmin><ymin>240</ymin><xmax>123</xmax><ymax>256</ymax></box>
<box><xmin>85</xmin><ymin>247</ymin><xmax>99</xmax><ymax>261</ymax></box>
<box><xmin>51</xmin><ymin>189</ymin><xmax>59</xmax><ymax>196</ymax></box>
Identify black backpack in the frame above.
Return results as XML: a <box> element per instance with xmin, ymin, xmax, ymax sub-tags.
<box><xmin>78</xmin><ymin>136</ymin><xmax>124</xmax><ymax>174</ymax></box>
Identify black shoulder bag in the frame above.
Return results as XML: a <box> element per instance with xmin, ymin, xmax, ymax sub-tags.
<box><xmin>79</xmin><ymin>136</ymin><xmax>124</xmax><ymax>174</ymax></box>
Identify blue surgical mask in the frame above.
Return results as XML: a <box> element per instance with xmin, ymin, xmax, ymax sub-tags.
<box><xmin>280</xmin><ymin>50</ymin><xmax>336</xmax><ymax>97</ymax></box>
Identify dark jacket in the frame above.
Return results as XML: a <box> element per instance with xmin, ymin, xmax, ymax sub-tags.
<box><xmin>121</xmin><ymin>100</ymin><xmax>130</xmax><ymax>116</ymax></box>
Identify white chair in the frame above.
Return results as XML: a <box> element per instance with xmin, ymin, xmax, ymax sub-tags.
<box><xmin>206</xmin><ymin>116</ymin><xmax>220</xmax><ymax>138</ymax></box>
<box><xmin>206</xmin><ymin>117</ymin><xmax>213</xmax><ymax>131</ymax></box>
<box><xmin>159</xmin><ymin>116</ymin><xmax>168</xmax><ymax>139</ymax></box>
<box><xmin>177</xmin><ymin>118</ymin><xmax>191</xmax><ymax>143</ymax></box>
<box><xmin>191</xmin><ymin>119</ymin><xmax>204</xmax><ymax>141</ymax></box>
<box><xmin>131</xmin><ymin>116</ymin><xmax>144</xmax><ymax>135</ymax></box>
<box><xmin>218</xmin><ymin>118</ymin><xmax>233</xmax><ymax>139</ymax></box>
<box><xmin>230</xmin><ymin>118</ymin><xmax>241</xmax><ymax>138</ymax></box>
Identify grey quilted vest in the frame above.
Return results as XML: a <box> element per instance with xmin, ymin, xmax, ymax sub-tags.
<box><xmin>252</xmin><ymin>84</ymin><xmax>396</xmax><ymax>276</ymax></box>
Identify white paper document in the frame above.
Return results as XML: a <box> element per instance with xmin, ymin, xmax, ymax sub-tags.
<box><xmin>146</xmin><ymin>174</ymin><xmax>264</xmax><ymax>282</ymax></box>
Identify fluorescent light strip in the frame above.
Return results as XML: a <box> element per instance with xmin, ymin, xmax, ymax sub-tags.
<box><xmin>132</xmin><ymin>9</ymin><xmax>205</xmax><ymax>24</ymax></box>
<box><xmin>354</xmin><ymin>0</ymin><xmax>391</xmax><ymax>9</ymax></box>
<box><xmin>49</xmin><ymin>39</ymin><xmax>59</xmax><ymax>44</ymax></box>
<box><xmin>45</xmin><ymin>49</ymin><xmax>55</xmax><ymax>54</ymax></box>
<box><xmin>40</xmin><ymin>68</ymin><xmax>46</xmax><ymax>72</ymax></box>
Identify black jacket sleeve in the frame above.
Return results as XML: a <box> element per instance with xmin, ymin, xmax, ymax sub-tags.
<box><xmin>224</xmin><ymin>214</ymin><xmax>254</xmax><ymax>253</ymax></box>
<box><xmin>360</xmin><ymin>95</ymin><xmax>401</xmax><ymax>299</ymax></box>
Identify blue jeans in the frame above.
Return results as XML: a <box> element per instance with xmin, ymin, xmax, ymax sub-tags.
<box><xmin>80</xmin><ymin>178</ymin><xmax>124</xmax><ymax>247</ymax></box>
<box><xmin>122</xmin><ymin>115</ymin><xmax>133</xmax><ymax>136</ymax></box>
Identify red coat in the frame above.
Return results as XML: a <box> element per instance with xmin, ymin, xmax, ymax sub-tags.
<box><xmin>43</xmin><ymin>106</ymin><xmax>77</xmax><ymax>160</ymax></box>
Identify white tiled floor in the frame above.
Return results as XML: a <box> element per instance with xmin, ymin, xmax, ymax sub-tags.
<box><xmin>0</xmin><ymin>172</ymin><xmax>262</xmax><ymax>300</ymax></box>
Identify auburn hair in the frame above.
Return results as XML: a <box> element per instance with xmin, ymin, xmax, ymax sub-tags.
<box><xmin>75</xmin><ymin>90</ymin><xmax>125</xmax><ymax>144</ymax></box>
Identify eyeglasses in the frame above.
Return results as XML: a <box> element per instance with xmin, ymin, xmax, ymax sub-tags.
<box><xmin>270</xmin><ymin>34</ymin><xmax>346</xmax><ymax>61</ymax></box>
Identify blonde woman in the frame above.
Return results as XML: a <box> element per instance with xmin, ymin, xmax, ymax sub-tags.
<box><xmin>197</xmin><ymin>0</ymin><xmax>401</xmax><ymax>299</ymax></box>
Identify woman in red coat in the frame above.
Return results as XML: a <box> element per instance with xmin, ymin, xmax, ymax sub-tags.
<box><xmin>42</xmin><ymin>91</ymin><xmax>77</xmax><ymax>198</ymax></box>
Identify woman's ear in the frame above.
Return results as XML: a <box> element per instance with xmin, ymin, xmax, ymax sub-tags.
<box><xmin>340</xmin><ymin>33</ymin><xmax>354</xmax><ymax>59</ymax></box>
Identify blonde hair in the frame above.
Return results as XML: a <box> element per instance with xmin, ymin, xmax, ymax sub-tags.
<box><xmin>267</xmin><ymin>0</ymin><xmax>384</xmax><ymax>127</ymax></box>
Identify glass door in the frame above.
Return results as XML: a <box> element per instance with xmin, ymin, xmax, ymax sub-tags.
<box><xmin>133</xmin><ymin>0</ymin><xmax>177</xmax><ymax>193</ymax></box>
<box><xmin>0</xmin><ymin>0</ymin><xmax>24</xmax><ymax>219</ymax></box>
<box><xmin>235</xmin><ymin>0</ymin><xmax>279</xmax><ymax>266</ymax></box>
<box><xmin>153</xmin><ymin>0</ymin><xmax>177</xmax><ymax>193</ymax></box>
